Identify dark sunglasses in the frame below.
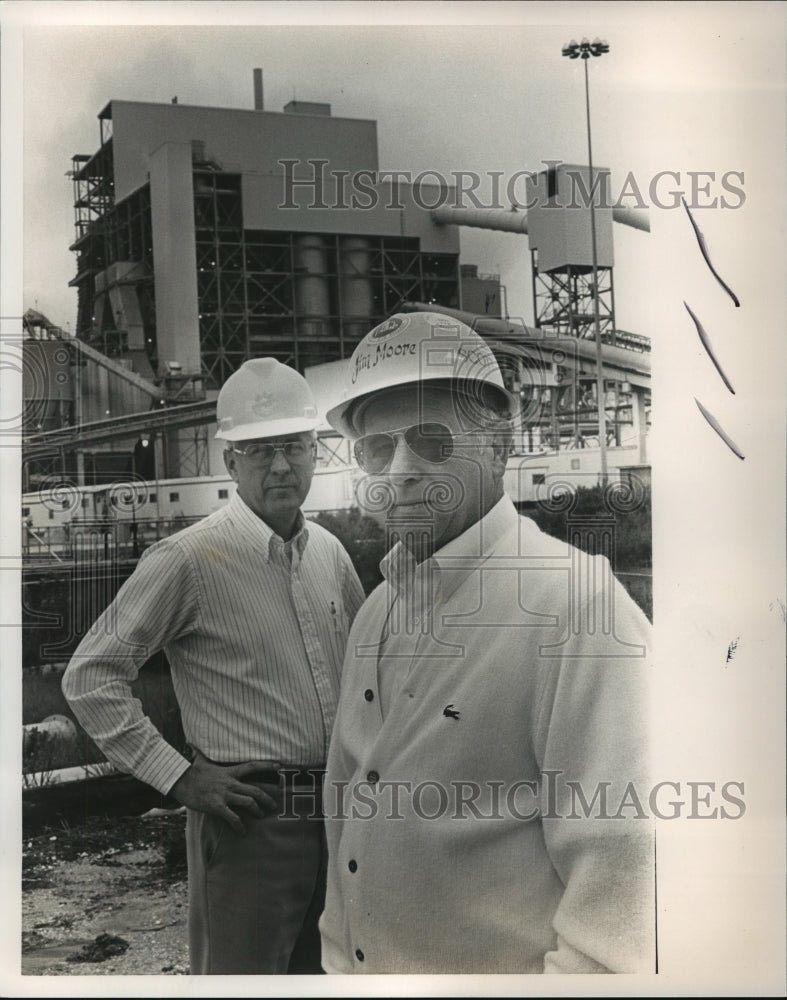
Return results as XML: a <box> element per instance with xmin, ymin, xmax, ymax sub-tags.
<box><xmin>353</xmin><ymin>422</ymin><xmax>479</xmax><ymax>474</ymax></box>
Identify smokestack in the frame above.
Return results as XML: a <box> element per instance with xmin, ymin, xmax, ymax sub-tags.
<box><xmin>253</xmin><ymin>68</ymin><xmax>264</xmax><ymax>110</ymax></box>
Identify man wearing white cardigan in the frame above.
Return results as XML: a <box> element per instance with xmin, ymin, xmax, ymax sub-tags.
<box><xmin>319</xmin><ymin>312</ymin><xmax>654</xmax><ymax>974</ymax></box>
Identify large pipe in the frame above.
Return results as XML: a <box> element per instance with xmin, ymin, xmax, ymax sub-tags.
<box><xmin>432</xmin><ymin>206</ymin><xmax>529</xmax><ymax>234</ymax></box>
<box><xmin>431</xmin><ymin>203</ymin><xmax>650</xmax><ymax>234</ymax></box>
<box><xmin>23</xmin><ymin>715</ymin><xmax>79</xmax><ymax>770</ymax></box>
<box><xmin>400</xmin><ymin>301</ymin><xmax>650</xmax><ymax>379</ymax></box>
<box><xmin>60</xmin><ymin>334</ymin><xmax>162</xmax><ymax>399</ymax></box>
<box><xmin>611</xmin><ymin>205</ymin><xmax>650</xmax><ymax>232</ymax></box>
<box><xmin>400</xmin><ymin>300</ymin><xmax>532</xmax><ymax>339</ymax></box>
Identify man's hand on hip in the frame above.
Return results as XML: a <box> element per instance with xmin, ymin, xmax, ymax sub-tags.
<box><xmin>170</xmin><ymin>751</ymin><xmax>280</xmax><ymax>833</ymax></box>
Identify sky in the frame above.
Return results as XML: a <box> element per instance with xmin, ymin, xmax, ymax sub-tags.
<box><xmin>2</xmin><ymin>3</ymin><xmax>787</xmax><ymax>996</ymax></box>
<box><xmin>9</xmin><ymin>1</ymin><xmax>780</xmax><ymax>337</ymax></box>
<box><xmin>16</xmin><ymin>17</ymin><xmax>653</xmax><ymax>331</ymax></box>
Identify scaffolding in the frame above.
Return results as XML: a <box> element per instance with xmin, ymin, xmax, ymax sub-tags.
<box><xmin>65</xmin><ymin>122</ymin><xmax>462</xmax><ymax>480</ymax></box>
<box><xmin>531</xmin><ymin>253</ymin><xmax>615</xmax><ymax>344</ymax></box>
<box><xmin>528</xmin><ymin>251</ymin><xmax>645</xmax><ymax>449</ymax></box>
<box><xmin>191</xmin><ymin>168</ymin><xmax>460</xmax><ymax>386</ymax></box>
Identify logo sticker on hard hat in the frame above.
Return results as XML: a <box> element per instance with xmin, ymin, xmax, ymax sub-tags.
<box><xmin>250</xmin><ymin>391</ymin><xmax>276</xmax><ymax>417</ymax></box>
<box><xmin>369</xmin><ymin>315</ymin><xmax>410</xmax><ymax>342</ymax></box>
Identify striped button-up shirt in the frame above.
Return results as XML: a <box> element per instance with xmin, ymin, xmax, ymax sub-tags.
<box><xmin>62</xmin><ymin>491</ymin><xmax>365</xmax><ymax>795</ymax></box>
<box><xmin>321</xmin><ymin>495</ymin><xmax>654</xmax><ymax>974</ymax></box>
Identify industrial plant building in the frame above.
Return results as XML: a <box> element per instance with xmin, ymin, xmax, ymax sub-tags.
<box><xmin>68</xmin><ymin>89</ymin><xmax>473</xmax><ymax>383</ymax></box>
<box><xmin>23</xmin><ymin>73</ymin><xmax>650</xmax><ymax>527</ymax></box>
<box><xmin>27</xmin><ymin>79</ymin><xmax>509</xmax><ymax>488</ymax></box>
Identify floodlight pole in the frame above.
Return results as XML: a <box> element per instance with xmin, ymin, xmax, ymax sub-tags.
<box><xmin>562</xmin><ymin>37</ymin><xmax>610</xmax><ymax>486</ymax></box>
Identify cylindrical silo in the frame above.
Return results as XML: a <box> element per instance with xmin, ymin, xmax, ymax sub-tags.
<box><xmin>339</xmin><ymin>236</ymin><xmax>374</xmax><ymax>340</ymax></box>
<box><xmin>294</xmin><ymin>235</ymin><xmax>330</xmax><ymax>337</ymax></box>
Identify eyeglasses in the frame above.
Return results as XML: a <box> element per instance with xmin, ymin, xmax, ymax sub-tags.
<box><xmin>353</xmin><ymin>422</ymin><xmax>480</xmax><ymax>474</ymax></box>
<box><xmin>231</xmin><ymin>437</ymin><xmax>316</xmax><ymax>465</ymax></box>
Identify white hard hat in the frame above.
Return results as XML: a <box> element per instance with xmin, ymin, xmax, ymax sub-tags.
<box><xmin>326</xmin><ymin>312</ymin><xmax>515</xmax><ymax>439</ymax></box>
<box><xmin>215</xmin><ymin>358</ymin><xmax>318</xmax><ymax>441</ymax></box>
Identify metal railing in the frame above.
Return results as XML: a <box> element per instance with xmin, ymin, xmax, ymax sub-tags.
<box><xmin>22</xmin><ymin>518</ymin><xmax>203</xmax><ymax>563</ymax></box>
<box><xmin>22</xmin><ymin>510</ymin><xmax>354</xmax><ymax>564</ymax></box>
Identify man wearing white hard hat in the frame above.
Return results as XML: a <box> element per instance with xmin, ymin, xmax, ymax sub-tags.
<box><xmin>319</xmin><ymin>312</ymin><xmax>654</xmax><ymax>974</ymax></box>
<box><xmin>63</xmin><ymin>358</ymin><xmax>365</xmax><ymax>974</ymax></box>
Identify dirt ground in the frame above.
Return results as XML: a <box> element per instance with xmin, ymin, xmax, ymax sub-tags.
<box><xmin>22</xmin><ymin>809</ymin><xmax>190</xmax><ymax>976</ymax></box>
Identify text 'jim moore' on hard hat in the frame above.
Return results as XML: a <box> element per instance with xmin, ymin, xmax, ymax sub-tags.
<box><xmin>325</xmin><ymin>312</ymin><xmax>516</xmax><ymax>439</ymax></box>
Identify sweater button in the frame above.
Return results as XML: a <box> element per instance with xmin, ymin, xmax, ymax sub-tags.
<box><xmin>355</xmin><ymin>948</ymin><xmax>365</xmax><ymax>962</ymax></box>
<box><xmin>348</xmin><ymin>859</ymin><xmax>358</xmax><ymax>873</ymax></box>
<box><xmin>366</xmin><ymin>770</ymin><xmax>379</xmax><ymax>784</ymax></box>
<box><xmin>364</xmin><ymin>688</ymin><xmax>374</xmax><ymax>702</ymax></box>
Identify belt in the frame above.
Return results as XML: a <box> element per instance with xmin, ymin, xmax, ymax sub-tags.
<box><xmin>256</xmin><ymin>767</ymin><xmax>325</xmax><ymax>788</ymax></box>
<box><xmin>206</xmin><ymin>759</ymin><xmax>325</xmax><ymax>788</ymax></box>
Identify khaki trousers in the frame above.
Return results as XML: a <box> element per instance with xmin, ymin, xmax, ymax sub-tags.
<box><xmin>186</xmin><ymin>780</ymin><xmax>326</xmax><ymax>974</ymax></box>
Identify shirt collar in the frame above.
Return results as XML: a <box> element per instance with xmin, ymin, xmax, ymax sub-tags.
<box><xmin>226</xmin><ymin>490</ymin><xmax>309</xmax><ymax>562</ymax></box>
<box><xmin>380</xmin><ymin>494</ymin><xmax>519</xmax><ymax>601</ymax></box>
<box><xmin>380</xmin><ymin>539</ymin><xmax>420</xmax><ymax>595</ymax></box>
<box><xmin>432</xmin><ymin>494</ymin><xmax>518</xmax><ymax>600</ymax></box>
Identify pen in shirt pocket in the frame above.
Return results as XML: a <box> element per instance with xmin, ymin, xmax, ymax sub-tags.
<box><xmin>330</xmin><ymin>600</ymin><xmax>343</xmax><ymax>634</ymax></box>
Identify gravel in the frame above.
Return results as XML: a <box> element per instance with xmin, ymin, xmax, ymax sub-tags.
<box><xmin>22</xmin><ymin>811</ymin><xmax>189</xmax><ymax>975</ymax></box>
